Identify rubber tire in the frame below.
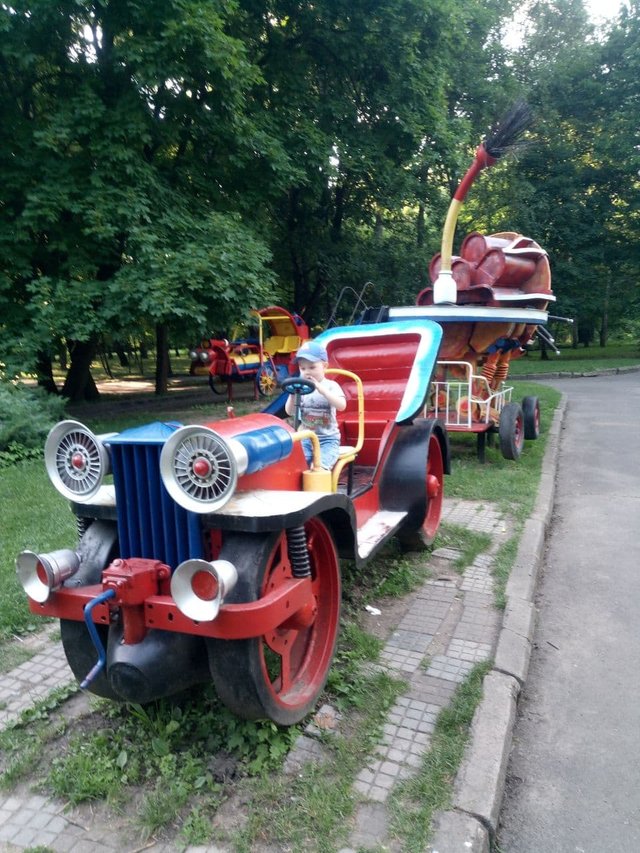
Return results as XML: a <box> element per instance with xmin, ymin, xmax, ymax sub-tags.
<box><xmin>522</xmin><ymin>395</ymin><xmax>541</xmax><ymax>440</ymax></box>
<box><xmin>206</xmin><ymin>521</ymin><xmax>341</xmax><ymax>725</ymax></box>
<box><xmin>208</xmin><ymin>373</ymin><xmax>227</xmax><ymax>395</ymax></box>
<box><xmin>499</xmin><ymin>402</ymin><xmax>525</xmax><ymax>460</ymax></box>
<box><xmin>60</xmin><ymin>520</ymin><xmax>120</xmax><ymax>700</ymax></box>
<box><xmin>397</xmin><ymin>432</ymin><xmax>445</xmax><ymax>550</ymax></box>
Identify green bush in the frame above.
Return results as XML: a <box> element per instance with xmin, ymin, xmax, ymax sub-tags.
<box><xmin>0</xmin><ymin>381</ymin><xmax>66</xmax><ymax>463</ymax></box>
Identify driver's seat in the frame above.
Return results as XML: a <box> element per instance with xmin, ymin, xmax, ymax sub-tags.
<box><xmin>326</xmin><ymin>368</ymin><xmax>365</xmax><ymax>492</ymax></box>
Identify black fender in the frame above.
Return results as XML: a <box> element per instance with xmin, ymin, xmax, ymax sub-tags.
<box><xmin>203</xmin><ymin>491</ymin><xmax>356</xmax><ymax>534</ymax></box>
<box><xmin>379</xmin><ymin>418</ymin><xmax>449</xmax><ymax>530</ymax></box>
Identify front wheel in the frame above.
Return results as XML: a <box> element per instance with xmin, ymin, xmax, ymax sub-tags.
<box><xmin>522</xmin><ymin>396</ymin><xmax>540</xmax><ymax>440</ymax></box>
<box><xmin>60</xmin><ymin>520</ymin><xmax>120</xmax><ymax>699</ymax></box>
<box><xmin>206</xmin><ymin>519</ymin><xmax>341</xmax><ymax>725</ymax></box>
<box><xmin>208</xmin><ymin>373</ymin><xmax>227</xmax><ymax>396</ymax></box>
<box><xmin>499</xmin><ymin>402</ymin><xmax>525</xmax><ymax>460</ymax></box>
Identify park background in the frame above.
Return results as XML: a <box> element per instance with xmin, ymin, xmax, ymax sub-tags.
<box><xmin>1</xmin><ymin>0</ymin><xmax>640</xmax><ymax>410</ymax></box>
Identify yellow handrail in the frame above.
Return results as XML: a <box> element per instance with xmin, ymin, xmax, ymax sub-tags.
<box><xmin>325</xmin><ymin>368</ymin><xmax>365</xmax><ymax>490</ymax></box>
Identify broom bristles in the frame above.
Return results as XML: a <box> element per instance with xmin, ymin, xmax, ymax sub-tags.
<box><xmin>483</xmin><ymin>99</ymin><xmax>533</xmax><ymax>159</ymax></box>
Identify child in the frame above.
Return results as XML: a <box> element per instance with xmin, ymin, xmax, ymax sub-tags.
<box><xmin>285</xmin><ymin>341</ymin><xmax>346</xmax><ymax>470</ymax></box>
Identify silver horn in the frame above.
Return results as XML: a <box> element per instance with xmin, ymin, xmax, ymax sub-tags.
<box><xmin>171</xmin><ymin>558</ymin><xmax>238</xmax><ymax>621</ymax></box>
<box><xmin>16</xmin><ymin>549</ymin><xmax>81</xmax><ymax>603</ymax></box>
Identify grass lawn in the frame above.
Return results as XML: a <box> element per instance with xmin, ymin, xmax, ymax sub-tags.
<box><xmin>509</xmin><ymin>341</ymin><xmax>640</xmax><ymax>375</ymax></box>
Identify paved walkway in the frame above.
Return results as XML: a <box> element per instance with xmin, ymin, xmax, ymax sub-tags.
<box><xmin>0</xmin><ymin>459</ymin><xmax>558</xmax><ymax>852</ymax></box>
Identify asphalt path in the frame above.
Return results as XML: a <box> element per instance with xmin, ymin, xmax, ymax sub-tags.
<box><xmin>497</xmin><ymin>372</ymin><xmax>640</xmax><ymax>852</ymax></box>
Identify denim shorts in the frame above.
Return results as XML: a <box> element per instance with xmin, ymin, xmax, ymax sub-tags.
<box><xmin>301</xmin><ymin>435</ymin><xmax>340</xmax><ymax>470</ymax></box>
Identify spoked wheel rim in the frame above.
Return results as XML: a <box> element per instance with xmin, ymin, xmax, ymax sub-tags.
<box><xmin>257</xmin><ymin>361</ymin><xmax>278</xmax><ymax>397</ymax></box>
<box><xmin>260</xmin><ymin>519</ymin><xmax>340</xmax><ymax>710</ymax></box>
<box><xmin>207</xmin><ymin>520</ymin><xmax>341</xmax><ymax>725</ymax></box>
<box><xmin>422</xmin><ymin>433</ymin><xmax>444</xmax><ymax>545</ymax></box>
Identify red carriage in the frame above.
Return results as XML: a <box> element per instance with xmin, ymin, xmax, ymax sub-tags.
<box><xmin>389</xmin><ymin>229</ymin><xmax>555</xmax><ymax>461</ymax></box>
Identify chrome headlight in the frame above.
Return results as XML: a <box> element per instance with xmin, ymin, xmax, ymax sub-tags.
<box><xmin>44</xmin><ymin>420</ymin><xmax>110</xmax><ymax>502</ymax></box>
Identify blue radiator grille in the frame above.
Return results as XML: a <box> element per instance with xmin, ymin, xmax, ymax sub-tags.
<box><xmin>110</xmin><ymin>442</ymin><xmax>204</xmax><ymax>568</ymax></box>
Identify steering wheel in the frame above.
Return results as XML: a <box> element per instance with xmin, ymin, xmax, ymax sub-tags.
<box><xmin>281</xmin><ymin>377</ymin><xmax>315</xmax><ymax>396</ymax></box>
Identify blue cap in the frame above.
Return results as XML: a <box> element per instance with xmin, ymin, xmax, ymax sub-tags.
<box><xmin>295</xmin><ymin>340</ymin><xmax>328</xmax><ymax>363</ymax></box>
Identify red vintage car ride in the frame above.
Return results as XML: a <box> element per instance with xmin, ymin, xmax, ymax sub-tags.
<box><xmin>16</xmin><ymin>319</ymin><xmax>449</xmax><ymax>725</ymax></box>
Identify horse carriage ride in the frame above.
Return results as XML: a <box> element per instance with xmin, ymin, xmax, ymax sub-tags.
<box><xmin>189</xmin><ymin>306</ymin><xmax>310</xmax><ymax>400</ymax></box>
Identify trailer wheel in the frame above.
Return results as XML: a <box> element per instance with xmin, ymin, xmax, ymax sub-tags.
<box><xmin>397</xmin><ymin>432</ymin><xmax>445</xmax><ymax>549</ymax></box>
<box><xmin>499</xmin><ymin>402</ymin><xmax>525</xmax><ymax>460</ymax></box>
<box><xmin>207</xmin><ymin>519</ymin><xmax>341</xmax><ymax>725</ymax></box>
<box><xmin>522</xmin><ymin>396</ymin><xmax>541</xmax><ymax>440</ymax></box>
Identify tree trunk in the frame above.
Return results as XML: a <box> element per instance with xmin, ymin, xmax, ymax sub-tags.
<box><xmin>599</xmin><ymin>271</ymin><xmax>610</xmax><ymax>347</ymax></box>
<box><xmin>56</xmin><ymin>339</ymin><xmax>68</xmax><ymax>371</ymax></box>
<box><xmin>62</xmin><ymin>339</ymin><xmax>100</xmax><ymax>402</ymax></box>
<box><xmin>114</xmin><ymin>342</ymin><xmax>130</xmax><ymax>367</ymax></box>
<box><xmin>35</xmin><ymin>350</ymin><xmax>58</xmax><ymax>394</ymax></box>
<box><xmin>417</xmin><ymin>203</ymin><xmax>425</xmax><ymax>248</ymax></box>
<box><xmin>155</xmin><ymin>323</ymin><xmax>170</xmax><ymax>394</ymax></box>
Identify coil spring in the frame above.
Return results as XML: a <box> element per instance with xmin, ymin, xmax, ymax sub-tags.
<box><xmin>493</xmin><ymin>355</ymin><xmax>511</xmax><ymax>388</ymax></box>
<box><xmin>76</xmin><ymin>516</ymin><xmax>90</xmax><ymax>542</ymax></box>
<box><xmin>482</xmin><ymin>355</ymin><xmax>498</xmax><ymax>385</ymax></box>
<box><xmin>286</xmin><ymin>525</ymin><xmax>312</xmax><ymax>578</ymax></box>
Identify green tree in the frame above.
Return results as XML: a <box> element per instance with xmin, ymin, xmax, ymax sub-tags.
<box><xmin>0</xmin><ymin>0</ymin><xmax>291</xmax><ymax>399</ymax></box>
<box><xmin>462</xmin><ymin>0</ymin><xmax>640</xmax><ymax>345</ymax></box>
<box><xmin>240</xmin><ymin>0</ymin><xmax>517</xmax><ymax>322</ymax></box>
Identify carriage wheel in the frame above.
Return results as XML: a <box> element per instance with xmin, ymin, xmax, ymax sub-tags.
<box><xmin>206</xmin><ymin>520</ymin><xmax>341</xmax><ymax>725</ymax></box>
<box><xmin>208</xmin><ymin>374</ymin><xmax>227</xmax><ymax>396</ymax></box>
<box><xmin>397</xmin><ymin>431</ymin><xmax>445</xmax><ymax>550</ymax></box>
<box><xmin>522</xmin><ymin>396</ymin><xmax>541</xmax><ymax>440</ymax></box>
<box><xmin>499</xmin><ymin>402</ymin><xmax>525</xmax><ymax>460</ymax></box>
<box><xmin>256</xmin><ymin>360</ymin><xmax>278</xmax><ymax>397</ymax></box>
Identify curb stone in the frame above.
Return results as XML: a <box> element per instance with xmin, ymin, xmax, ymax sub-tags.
<box><xmin>426</xmin><ymin>394</ymin><xmax>567</xmax><ymax>852</ymax></box>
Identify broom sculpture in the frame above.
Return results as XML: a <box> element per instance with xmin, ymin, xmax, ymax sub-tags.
<box><xmin>433</xmin><ymin>100</ymin><xmax>533</xmax><ymax>304</ymax></box>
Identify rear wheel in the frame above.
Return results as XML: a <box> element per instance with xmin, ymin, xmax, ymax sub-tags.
<box><xmin>499</xmin><ymin>402</ymin><xmax>525</xmax><ymax>460</ymax></box>
<box><xmin>207</xmin><ymin>519</ymin><xmax>341</xmax><ymax>725</ymax></box>
<box><xmin>522</xmin><ymin>396</ymin><xmax>541</xmax><ymax>440</ymax></box>
<box><xmin>398</xmin><ymin>432</ymin><xmax>445</xmax><ymax>549</ymax></box>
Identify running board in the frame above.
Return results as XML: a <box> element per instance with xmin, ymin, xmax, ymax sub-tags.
<box><xmin>357</xmin><ymin>510</ymin><xmax>408</xmax><ymax>560</ymax></box>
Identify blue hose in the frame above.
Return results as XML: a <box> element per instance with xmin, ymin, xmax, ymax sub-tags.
<box><xmin>80</xmin><ymin>588</ymin><xmax>116</xmax><ymax>689</ymax></box>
